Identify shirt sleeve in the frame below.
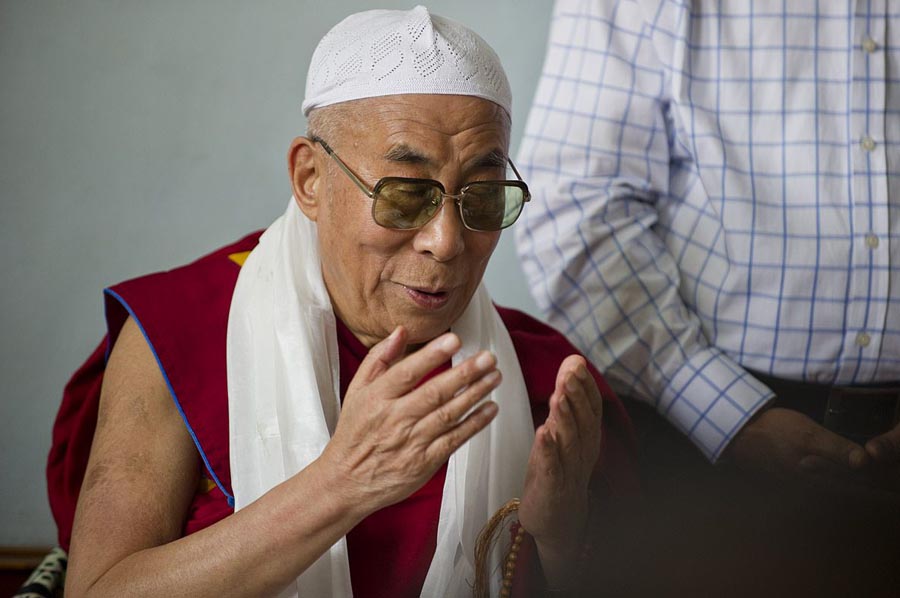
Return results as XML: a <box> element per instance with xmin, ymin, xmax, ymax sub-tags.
<box><xmin>515</xmin><ymin>0</ymin><xmax>772</xmax><ymax>460</ymax></box>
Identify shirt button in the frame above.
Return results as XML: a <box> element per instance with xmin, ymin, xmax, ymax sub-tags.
<box><xmin>860</xmin><ymin>135</ymin><xmax>876</xmax><ymax>151</ymax></box>
<box><xmin>862</xmin><ymin>36</ymin><xmax>878</xmax><ymax>53</ymax></box>
<box><xmin>865</xmin><ymin>233</ymin><xmax>880</xmax><ymax>249</ymax></box>
<box><xmin>856</xmin><ymin>332</ymin><xmax>871</xmax><ymax>347</ymax></box>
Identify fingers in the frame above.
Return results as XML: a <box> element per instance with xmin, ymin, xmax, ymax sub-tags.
<box><xmin>803</xmin><ymin>422</ymin><xmax>869</xmax><ymax>470</ymax></box>
<box><xmin>414</xmin><ymin>367</ymin><xmax>502</xmax><ymax>438</ymax></box>
<box><xmin>865</xmin><ymin>422</ymin><xmax>900</xmax><ymax>464</ymax></box>
<box><xmin>555</xmin><ymin>355</ymin><xmax>603</xmax><ymax>419</ymax></box>
<box><xmin>545</xmin><ymin>369</ymin><xmax>600</xmax><ymax>485</ymax></box>
<box><xmin>353</xmin><ymin>329</ymin><xmax>462</xmax><ymax>397</ymax></box>
<box><xmin>349</xmin><ymin>326</ymin><xmax>409</xmax><ymax>390</ymax></box>
<box><xmin>378</xmin><ymin>332</ymin><xmax>463</xmax><ymax>395</ymax></box>
<box><xmin>404</xmin><ymin>350</ymin><xmax>499</xmax><ymax>417</ymax></box>
<box><xmin>548</xmin><ymin>393</ymin><xmax>579</xmax><ymax>454</ymax></box>
<box><xmin>550</xmin><ymin>356</ymin><xmax>603</xmax><ymax>455</ymax></box>
<box><xmin>425</xmin><ymin>400</ymin><xmax>499</xmax><ymax>463</ymax></box>
<box><xmin>531</xmin><ymin>425</ymin><xmax>563</xmax><ymax>481</ymax></box>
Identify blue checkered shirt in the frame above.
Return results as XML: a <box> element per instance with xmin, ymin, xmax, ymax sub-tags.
<box><xmin>516</xmin><ymin>0</ymin><xmax>900</xmax><ymax>460</ymax></box>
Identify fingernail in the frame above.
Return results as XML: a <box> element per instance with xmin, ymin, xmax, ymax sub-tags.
<box><xmin>475</xmin><ymin>351</ymin><xmax>495</xmax><ymax>369</ymax></box>
<box><xmin>483</xmin><ymin>370</ymin><xmax>501</xmax><ymax>385</ymax></box>
<box><xmin>565</xmin><ymin>378</ymin><xmax>578</xmax><ymax>393</ymax></box>
<box><xmin>575</xmin><ymin>364</ymin><xmax>588</xmax><ymax>380</ymax></box>
<box><xmin>438</xmin><ymin>333</ymin><xmax>460</xmax><ymax>352</ymax></box>
<box><xmin>559</xmin><ymin>396</ymin><xmax>569</xmax><ymax>412</ymax></box>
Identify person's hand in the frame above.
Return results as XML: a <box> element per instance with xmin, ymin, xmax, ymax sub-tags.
<box><xmin>320</xmin><ymin>326</ymin><xmax>501</xmax><ymax>515</ymax></box>
<box><xmin>519</xmin><ymin>355</ymin><xmax>603</xmax><ymax>585</ymax></box>
<box><xmin>866</xmin><ymin>421</ymin><xmax>900</xmax><ymax>464</ymax></box>
<box><xmin>864</xmin><ymin>421</ymin><xmax>900</xmax><ymax>493</ymax></box>
<box><xmin>724</xmin><ymin>406</ymin><xmax>870</xmax><ymax>487</ymax></box>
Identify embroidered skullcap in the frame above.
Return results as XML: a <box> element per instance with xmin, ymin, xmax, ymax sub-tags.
<box><xmin>302</xmin><ymin>6</ymin><xmax>511</xmax><ymax>116</ymax></box>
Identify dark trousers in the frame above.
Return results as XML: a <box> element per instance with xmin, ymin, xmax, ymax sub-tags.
<box><xmin>586</xmin><ymin>400</ymin><xmax>900</xmax><ymax>598</ymax></box>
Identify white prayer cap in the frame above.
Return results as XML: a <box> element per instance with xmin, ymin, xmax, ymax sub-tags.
<box><xmin>302</xmin><ymin>6</ymin><xmax>511</xmax><ymax>117</ymax></box>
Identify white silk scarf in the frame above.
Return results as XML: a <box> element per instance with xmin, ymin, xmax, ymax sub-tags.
<box><xmin>226</xmin><ymin>199</ymin><xmax>535</xmax><ymax>597</ymax></box>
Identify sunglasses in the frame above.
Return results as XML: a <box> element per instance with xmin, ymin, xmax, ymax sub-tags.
<box><xmin>312</xmin><ymin>137</ymin><xmax>530</xmax><ymax>232</ymax></box>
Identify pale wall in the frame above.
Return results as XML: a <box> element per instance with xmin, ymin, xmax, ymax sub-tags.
<box><xmin>0</xmin><ymin>0</ymin><xmax>550</xmax><ymax>544</ymax></box>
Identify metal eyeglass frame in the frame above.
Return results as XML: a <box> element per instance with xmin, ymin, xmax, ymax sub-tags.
<box><xmin>310</xmin><ymin>136</ymin><xmax>530</xmax><ymax>232</ymax></box>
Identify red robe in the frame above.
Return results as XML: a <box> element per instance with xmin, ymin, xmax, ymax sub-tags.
<box><xmin>47</xmin><ymin>231</ymin><xmax>637</xmax><ymax>596</ymax></box>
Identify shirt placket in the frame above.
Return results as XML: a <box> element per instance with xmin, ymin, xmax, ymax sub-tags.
<box><xmin>843</xmin><ymin>0</ymin><xmax>889</xmax><ymax>382</ymax></box>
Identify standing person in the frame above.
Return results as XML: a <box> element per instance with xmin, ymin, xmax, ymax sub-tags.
<box><xmin>517</xmin><ymin>0</ymin><xmax>899</xmax><ymax>594</ymax></box>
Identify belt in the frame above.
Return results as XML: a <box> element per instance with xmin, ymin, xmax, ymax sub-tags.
<box><xmin>749</xmin><ymin>371</ymin><xmax>900</xmax><ymax>445</ymax></box>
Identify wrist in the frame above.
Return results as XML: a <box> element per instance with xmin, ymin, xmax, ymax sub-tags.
<box><xmin>533</xmin><ymin>495</ymin><xmax>594</xmax><ymax>591</ymax></box>
<box><xmin>304</xmin><ymin>454</ymin><xmax>376</xmax><ymax>524</ymax></box>
<box><xmin>719</xmin><ymin>404</ymin><xmax>773</xmax><ymax>465</ymax></box>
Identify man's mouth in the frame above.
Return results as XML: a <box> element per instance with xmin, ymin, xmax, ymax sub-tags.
<box><xmin>402</xmin><ymin>285</ymin><xmax>452</xmax><ymax>309</ymax></box>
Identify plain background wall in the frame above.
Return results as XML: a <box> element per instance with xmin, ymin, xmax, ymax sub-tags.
<box><xmin>0</xmin><ymin>1</ymin><xmax>551</xmax><ymax>545</ymax></box>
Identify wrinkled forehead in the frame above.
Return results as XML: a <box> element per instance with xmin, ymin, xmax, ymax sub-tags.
<box><xmin>308</xmin><ymin>95</ymin><xmax>511</xmax><ymax>159</ymax></box>
<box><xmin>302</xmin><ymin>6</ymin><xmax>512</xmax><ymax>118</ymax></box>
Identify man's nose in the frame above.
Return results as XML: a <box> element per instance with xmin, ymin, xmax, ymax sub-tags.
<box><xmin>412</xmin><ymin>197</ymin><xmax>465</xmax><ymax>261</ymax></box>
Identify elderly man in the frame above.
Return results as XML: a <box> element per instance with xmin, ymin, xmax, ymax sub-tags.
<box><xmin>47</xmin><ymin>7</ymin><xmax>636</xmax><ymax>598</ymax></box>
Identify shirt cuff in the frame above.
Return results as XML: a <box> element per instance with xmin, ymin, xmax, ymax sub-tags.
<box><xmin>657</xmin><ymin>349</ymin><xmax>774</xmax><ymax>461</ymax></box>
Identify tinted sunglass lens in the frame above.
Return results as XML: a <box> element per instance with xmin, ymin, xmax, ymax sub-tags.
<box><xmin>461</xmin><ymin>184</ymin><xmax>525</xmax><ymax>231</ymax></box>
<box><xmin>373</xmin><ymin>181</ymin><xmax>442</xmax><ymax>229</ymax></box>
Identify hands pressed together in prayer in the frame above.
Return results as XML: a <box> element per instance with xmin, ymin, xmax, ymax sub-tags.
<box><xmin>321</xmin><ymin>326</ymin><xmax>602</xmax><ymax>585</ymax></box>
<box><xmin>725</xmin><ymin>406</ymin><xmax>900</xmax><ymax>495</ymax></box>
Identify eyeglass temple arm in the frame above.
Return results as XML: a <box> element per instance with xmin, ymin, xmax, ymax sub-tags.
<box><xmin>506</xmin><ymin>157</ymin><xmax>525</xmax><ymax>182</ymax></box>
<box><xmin>506</xmin><ymin>158</ymin><xmax>531</xmax><ymax>201</ymax></box>
<box><xmin>311</xmin><ymin>136</ymin><xmax>376</xmax><ymax>199</ymax></box>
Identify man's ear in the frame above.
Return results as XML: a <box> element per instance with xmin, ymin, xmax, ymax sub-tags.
<box><xmin>287</xmin><ymin>136</ymin><xmax>322</xmax><ymax>221</ymax></box>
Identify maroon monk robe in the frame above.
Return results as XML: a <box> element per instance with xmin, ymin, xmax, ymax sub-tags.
<box><xmin>47</xmin><ymin>231</ymin><xmax>638</xmax><ymax>596</ymax></box>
